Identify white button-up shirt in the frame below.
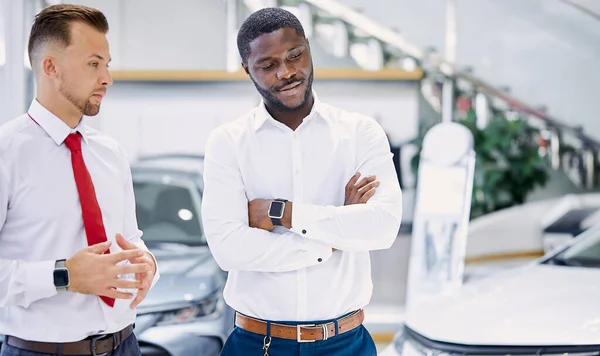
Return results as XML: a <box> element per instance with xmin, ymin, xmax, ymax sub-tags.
<box><xmin>201</xmin><ymin>94</ymin><xmax>402</xmax><ymax>322</ymax></box>
<box><xmin>0</xmin><ymin>99</ymin><xmax>159</xmax><ymax>342</ymax></box>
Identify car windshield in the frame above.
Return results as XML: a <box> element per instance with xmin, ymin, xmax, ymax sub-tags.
<box><xmin>133</xmin><ymin>179</ymin><xmax>206</xmax><ymax>247</ymax></box>
<box><xmin>550</xmin><ymin>226</ymin><xmax>600</xmax><ymax>267</ymax></box>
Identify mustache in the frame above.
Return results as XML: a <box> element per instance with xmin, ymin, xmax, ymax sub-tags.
<box><xmin>92</xmin><ymin>88</ymin><xmax>107</xmax><ymax>95</ymax></box>
<box><xmin>275</xmin><ymin>78</ymin><xmax>304</xmax><ymax>91</ymax></box>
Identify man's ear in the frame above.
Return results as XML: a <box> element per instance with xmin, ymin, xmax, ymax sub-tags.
<box><xmin>41</xmin><ymin>56</ymin><xmax>58</xmax><ymax>79</ymax></box>
<box><xmin>242</xmin><ymin>62</ymin><xmax>250</xmax><ymax>75</ymax></box>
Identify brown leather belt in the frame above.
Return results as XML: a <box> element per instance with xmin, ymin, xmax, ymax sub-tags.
<box><xmin>235</xmin><ymin>309</ymin><xmax>364</xmax><ymax>342</ymax></box>
<box><xmin>6</xmin><ymin>324</ymin><xmax>134</xmax><ymax>356</ymax></box>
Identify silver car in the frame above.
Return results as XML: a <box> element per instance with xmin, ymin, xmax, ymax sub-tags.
<box><xmin>129</xmin><ymin>154</ymin><xmax>234</xmax><ymax>356</ymax></box>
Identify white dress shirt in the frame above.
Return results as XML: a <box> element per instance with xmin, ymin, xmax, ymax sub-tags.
<box><xmin>201</xmin><ymin>93</ymin><xmax>402</xmax><ymax>322</ymax></box>
<box><xmin>0</xmin><ymin>99</ymin><xmax>160</xmax><ymax>342</ymax></box>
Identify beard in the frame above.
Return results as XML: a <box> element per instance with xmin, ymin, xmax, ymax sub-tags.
<box><xmin>251</xmin><ymin>63</ymin><xmax>314</xmax><ymax>112</ymax></box>
<box><xmin>58</xmin><ymin>77</ymin><xmax>101</xmax><ymax>117</ymax></box>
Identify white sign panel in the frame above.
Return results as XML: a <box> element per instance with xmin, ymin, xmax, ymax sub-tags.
<box><xmin>405</xmin><ymin>122</ymin><xmax>475</xmax><ymax>310</ymax></box>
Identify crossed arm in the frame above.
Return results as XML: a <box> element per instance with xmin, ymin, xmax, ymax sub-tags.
<box><xmin>247</xmin><ymin>172</ymin><xmax>380</xmax><ymax>236</ymax></box>
<box><xmin>201</xmin><ymin>119</ymin><xmax>403</xmax><ymax>274</ymax></box>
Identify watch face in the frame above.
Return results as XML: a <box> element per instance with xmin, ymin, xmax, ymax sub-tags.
<box><xmin>269</xmin><ymin>201</ymin><xmax>285</xmax><ymax>219</ymax></box>
<box><xmin>53</xmin><ymin>269</ymin><xmax>69</xmax><ymax>288</ymax></box>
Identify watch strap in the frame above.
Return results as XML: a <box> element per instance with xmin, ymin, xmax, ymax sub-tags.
<box><xmin>55</xmin><ymin>259</ymin><xmax>66</xmax><ymax>269</ymax></box>
<box><xmin>272</xmin><ymin>216</ymin><xmax>282</xmax><ymax>226</ymax></box>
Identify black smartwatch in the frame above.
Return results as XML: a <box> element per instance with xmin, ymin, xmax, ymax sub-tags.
<box><xmin>53</xmin><ymin>259</ymin><xmax>70</xmax><ymax>291</ymax></box>
<box><xmin>268</xmin><ymin>199</ymin><xmax>288</xmax><ymax>226</ymax></box>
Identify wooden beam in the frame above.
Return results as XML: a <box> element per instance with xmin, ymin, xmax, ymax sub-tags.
<box><xmin>316</xmin><ymin>67</ymin><xmax>423</xmax><ymax>80</ymax></box>
<box><xmin>465</xmin><ymin>250</ymin><xmax>545</xmax><ymax>264</ymax></box>
<box><xmin>110</xmin><ymin>69</ymin><xmax>248</xmax><ymax>82</ymax></box>
<box><xmin>109</xmin><ymin>67</ymin><xmax>423</xmax><ymax>82</ymax></box>
<box><xmin>370</xmin><ymin>332</ymin><xmax>396</xmax><ymax>343</ymax></box>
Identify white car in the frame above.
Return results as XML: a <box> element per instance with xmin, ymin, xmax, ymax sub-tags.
<box><xmin>382</xmin><ymin>222</ymin><xmax>600</xmax><ymax>355</ymax></box>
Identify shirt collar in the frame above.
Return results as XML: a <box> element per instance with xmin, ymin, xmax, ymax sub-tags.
<box><xmin>253</xmin><ymin>91</ymin><xmax>332</xmax><ymax>131</ymax></box>
<box><xmin>27</xmin><ymin>99</ymin><xmax>89</xmax><ymax>146</ymax></box>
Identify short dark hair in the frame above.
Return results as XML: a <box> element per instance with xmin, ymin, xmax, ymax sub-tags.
<box><xmin>28</xmin><ymin>4</ymin><xmax>109</xmax><ymax>67</ymax></box>
<box><xmin>237</xmin><ymin>7</ymin><xmax>306</xmax><ymax>64</ymax></box>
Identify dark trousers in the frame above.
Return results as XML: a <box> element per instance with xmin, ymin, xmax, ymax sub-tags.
<box><xmin>220</xmin><ymin>314</ymin><xmax>377</xmax><ymax>356</ymax></box>
<box><xmin>0</xmin><ymin>333</ymin><xmax>141</xmax><ymax>356</ymax></box>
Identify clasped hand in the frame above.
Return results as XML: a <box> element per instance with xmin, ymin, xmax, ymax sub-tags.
<box><xmin>65</xmin><ymin>234</ymin><xmax>156</xmax><ymax>309</ymax></box>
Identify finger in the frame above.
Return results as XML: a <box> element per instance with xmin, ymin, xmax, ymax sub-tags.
<box><xmin>113</xmin><ymin>279</ymin><xmax>143</xmax><ymax>289</ymax></box>
<box><xmin>349</xmin><ymin>176</ymin><xmax>376</xmax><ymax>202</ymax></box>
<box><xmin>357</xmin><ymin>181</ymin><xmax>380</xmax><ymax>195</ymax></box>
<box><xmin>130</xmin><ymin>272</ymin><xmax>149</xmax><ymax>290</ymax></box>
<box><xmin>114</xmin><ymin>263</ymin><xmax>152</xmax><ymax>275</ymax></box>
<box><xmin>108</xmin><ymin>249</ymin><xmax>144</xmax><ymax>264</ymax></box>
<box><xmin>116</xmin><ymin>233</ymin><xmax>137</xmax><ymax>250</ymax></box>
<box><xmin>345</xmin><ymin>172</ymin><xmax>361</xmax><ymax>192</ymax></box>
<box><xmin>86</xmin><ymin>241</ymin><xmax>112</xmax><ymax>254</ymax></box>
<box><xmin>359</xmin><ymin>187</ymin><xmax>377</xmax><ymax>203</ymax></box>
<box><xmin>354</xmin><ymin>175</ymin><xmax>377</xmax><ymax>191</ymax></box>
<box><xmin>130</xmin><ymin>289</ymin><xmax>148</xmax><ymax>309</ymax></box>
<box><xmin>103</xmin><ymin>289</ymin><xmax>134</xmax><ymax>300</ymax></box>
<box><xmin>129</xmin><ymin>255</ymin><xmax>153</xmax><ymax>266</ymax></box>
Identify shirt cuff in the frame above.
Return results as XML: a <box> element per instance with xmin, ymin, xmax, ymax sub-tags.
<box><xmin>134</xmin><ymin>241</ymin><xmax>160</xmax><ymax>289</ymax></box>
<box><xmin>290</xmin><ymin>202</ymin><xmax>329</xmax><ymax>240</ymax></box>
<box><xmin>26</xmin><ymin>260</ymin><xmax>57</xmax><ymax>306</ymax></box>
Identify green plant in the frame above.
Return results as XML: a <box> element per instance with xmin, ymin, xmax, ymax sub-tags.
<box><xmin>411</xmin><ymin>109</ymin><xmax>550</xmax><ymax>218</ymax></box>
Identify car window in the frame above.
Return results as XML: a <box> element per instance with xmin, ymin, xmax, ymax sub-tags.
<box><xmin>133</xmin><ymin>180</ymin><xmax>206</xmax><ymax>246</ymax></box>
<box><xmin>560</xmin><ymin>229</ymin><xmax>600</xmax><ymax>264</ymax></box>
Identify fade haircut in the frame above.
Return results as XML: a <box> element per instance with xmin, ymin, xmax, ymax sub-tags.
<box><xmin>237</xmin><ymin>7</ymin><xmax>306</xmax><ymax>64</ymax></box>
<box><xmin>28</xmin><ymin>4</ymin><xmax>109</xmax><ymax>69</ymax></box>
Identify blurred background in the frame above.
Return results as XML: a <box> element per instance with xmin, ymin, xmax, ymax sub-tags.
<box><xmin>2</xmin><ymin>0</ymin><xmax>600</xmax><ymax>354</ymax></box>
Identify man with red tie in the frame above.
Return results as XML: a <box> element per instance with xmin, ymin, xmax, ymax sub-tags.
<box><xmin>0</xmin><ymin>4</ymin><xmax>159</xmax><ymax>356</ymax></box>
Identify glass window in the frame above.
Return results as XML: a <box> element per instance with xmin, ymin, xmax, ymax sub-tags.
<box><xmin>560</xmin><ymin>229</ymin><xmax>600</xmax><ymax>265</ymax></box>
<box><xmin>133</xmin><ymin>180</ymin><xmax>205</xmax><ymax>246</ymax></box>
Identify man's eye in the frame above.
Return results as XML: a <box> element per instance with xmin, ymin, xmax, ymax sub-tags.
<box><xmin>90</xmin><ymin>62</ymin><xmax>99</xmax><ymax>67</ymax></box>
<box><xmin>261</xmin><ymin>64</ymin><xmax>274</xmax><ymax>71</ymax></box>
<box><xmin>291</xmin><ymin>53</ymin><xmax>301</xmax><ymax>59</ymax></box>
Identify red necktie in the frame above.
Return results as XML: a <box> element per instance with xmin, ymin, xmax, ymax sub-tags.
<box><xmin>64</xmin><ymin>133</ymin><xmax>115</xmax><ymax>307</ymax></box>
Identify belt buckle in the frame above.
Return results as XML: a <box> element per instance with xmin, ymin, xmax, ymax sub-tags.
<box><xmin>90</xmin><ymin>333</ymin><xmax>117</xmax><ymax>356</ymax></box>
<box><xmin>296</xmin><ymin>324</ymin><xmax>316</xmax><ymax>343</ymax></box>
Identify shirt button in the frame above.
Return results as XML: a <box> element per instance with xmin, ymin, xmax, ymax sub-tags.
<box><xmin>302</xmin><ymin>229</ymin><xmax>307</xmax><ymax>234</ymax></box>
<box><xmin>318</xmin><ymin>258</ymin><xmax>322</xmax><ymax>262</ymax></box>
<box><xmin>295</xmin><ymin>169</ymin><xmax>301</xmax><ymax>175</ymax></box>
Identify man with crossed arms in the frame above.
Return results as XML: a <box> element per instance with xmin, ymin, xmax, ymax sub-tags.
<box><xmin>202</xmin><ymin>7</ymin><xmax>403</xmax><ymax>355</ymax></box>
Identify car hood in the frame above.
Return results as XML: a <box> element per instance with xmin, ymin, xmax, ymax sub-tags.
<box><xmin>406</xmin><ymin>264</ymin><xmax>600</xmax><ymax>346</ymax></box>
<box><xmin>137</xmin><ymin>243</ymin><xmax>225</xmax><ymax>309</ymax></box>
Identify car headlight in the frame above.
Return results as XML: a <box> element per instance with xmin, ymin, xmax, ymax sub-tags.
<box><xmin>156</xmin><ymin>295</ymin><xmax>219</xmax><ymax>326</ymax></box>
<box><xmin>138</xmin><ymin>292</ymin><xmax>220</xmax><ymax>328</ymax></box>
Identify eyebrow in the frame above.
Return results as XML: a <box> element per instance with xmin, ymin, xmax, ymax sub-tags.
<box><xmin>255</xmin><ymin>45</ymin><xmax>302</xmax><ymax>64</ymax></box>
<box><xmin>90</xmin><ymin>54</ymin><xmax>112</xmax><ymax>63</ymax></box>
